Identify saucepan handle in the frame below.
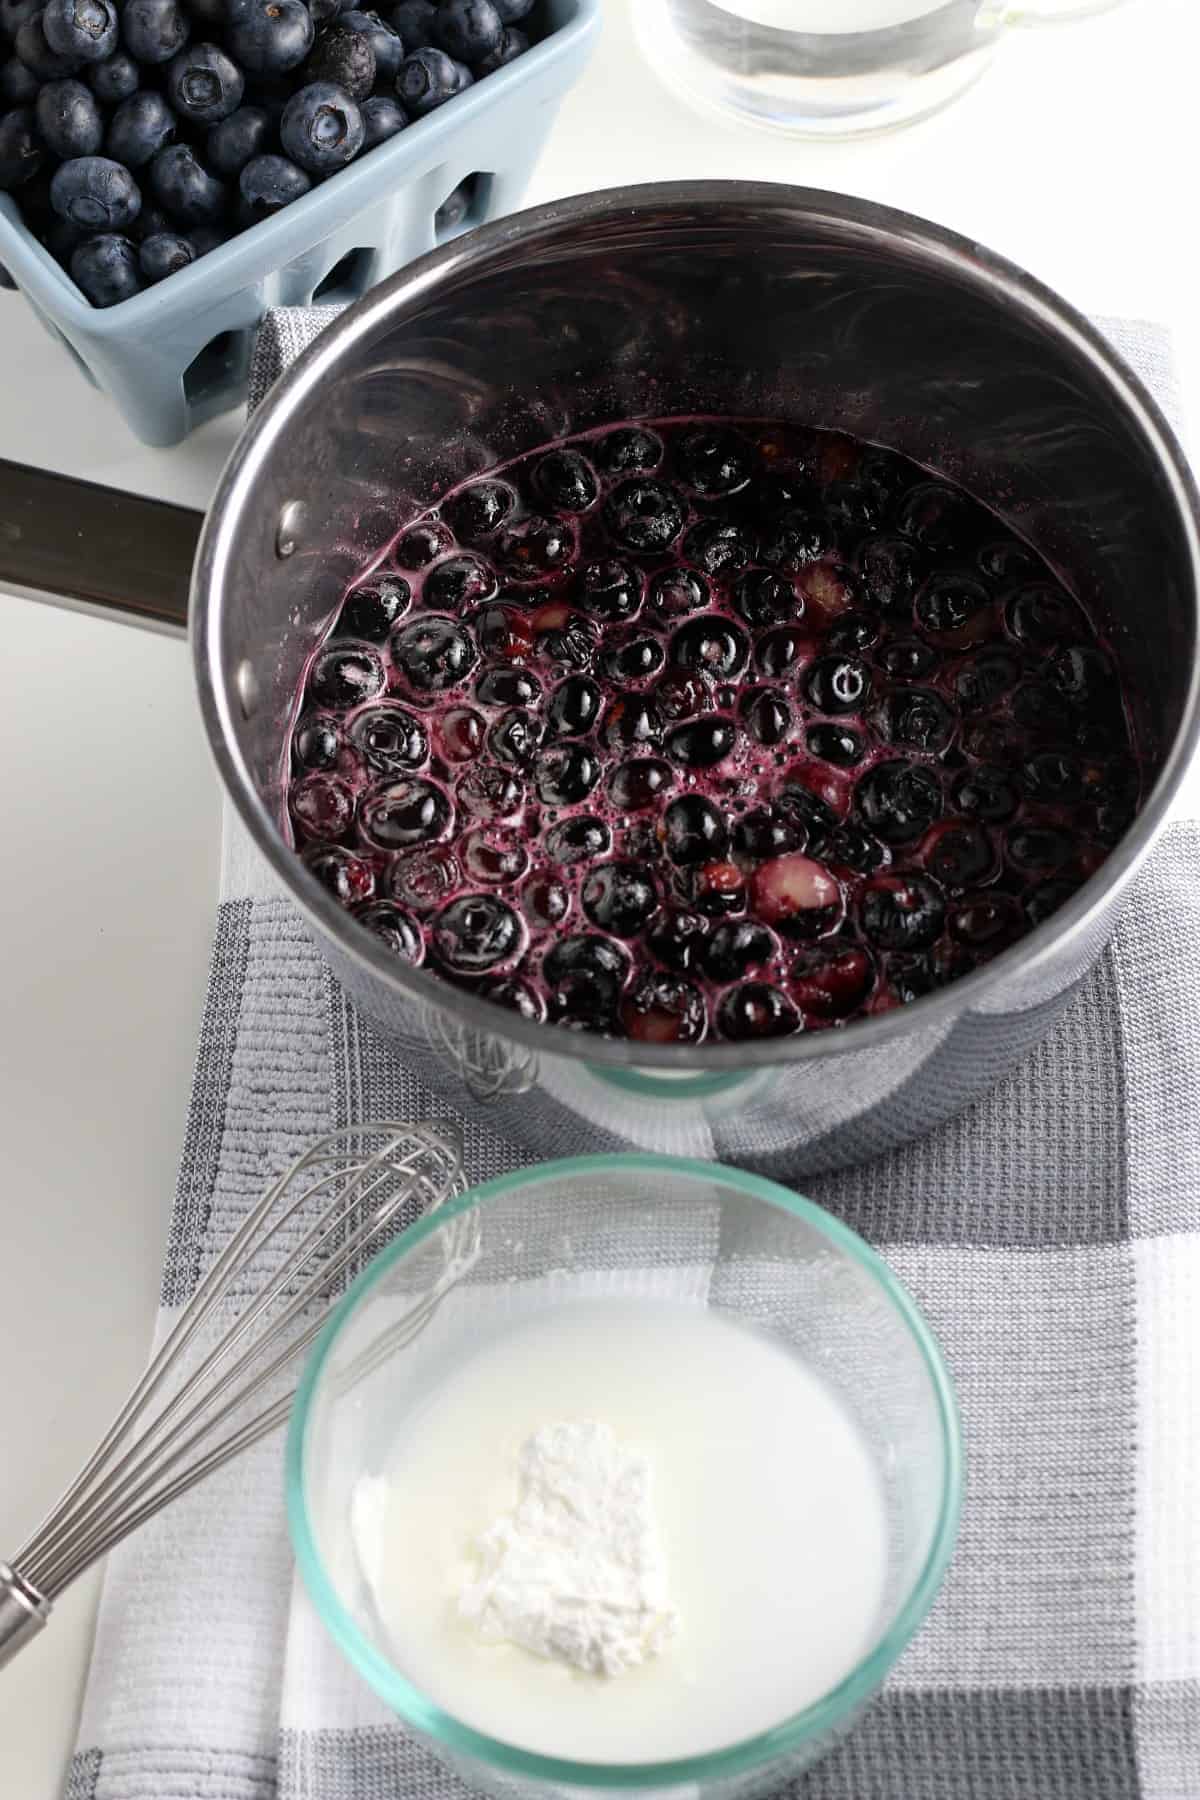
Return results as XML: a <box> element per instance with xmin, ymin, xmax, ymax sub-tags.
<box><xmin>0</xmin><ymin>458</ymin><xmax>201</xmax><ymax>633</ymax></box>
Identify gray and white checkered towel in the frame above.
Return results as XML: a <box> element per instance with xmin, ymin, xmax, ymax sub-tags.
<box><xmin>67</xmin><ymin>315</ymin><xmax>1200</xmax><ymax>1800</ymax></box>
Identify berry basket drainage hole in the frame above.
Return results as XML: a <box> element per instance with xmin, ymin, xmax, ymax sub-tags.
<box><xmin>435</xmin><ymin>173</ymin><xmax>493</xmax><ymax>243</ymax></box>
<box><xmin>183</xmin><ymin>329</ymin><xmax>250</xmax><ymax>406</ymax></box>
<box><xmin>312</xmin><ymin>247</ymin><xmax>376</xmax><ymax>304</ymax></box>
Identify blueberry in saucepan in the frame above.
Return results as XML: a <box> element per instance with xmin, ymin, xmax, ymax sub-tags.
<box><xmin>718</xmin><ymin>982</ymin><xmax>799</xmax><ymax>1041</ymax></box>
<box><xmin>433</xmin><ymin>894</ymin><xmax>522</xmax><ymax>974</ymax></box>
<box><xmin>337</xmin><ymin>575</ymin><xmax>410</xmax><ymax>640</ymax></box>
<box><xmin>663</xmin><ymin>795</ymin><xmax>728</xmax><ymax>867</ymax></box>
<box><xmin>604</xmin><ymin>479</ymin><xmax>684</xmax><ymax>555</ymax></box>
<box><xmin>581</xmin><ymin>862</ymin><xmax>658</xmax><ymax>936</ymax></box>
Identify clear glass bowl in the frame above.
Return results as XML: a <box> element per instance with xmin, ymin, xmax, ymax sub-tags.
<box><xmin>287</xmin><ymin>1154</ymin><xmax>963</xmax><ymax>1800</ymax></box>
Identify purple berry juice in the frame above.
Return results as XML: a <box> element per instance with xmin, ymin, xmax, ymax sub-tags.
<box><xmin>284</xmin><ymin>418</ymin><xmax>1141</xmax><ymax>1044</ymax></box>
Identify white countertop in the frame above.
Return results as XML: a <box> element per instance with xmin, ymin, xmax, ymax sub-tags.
<box><xmin>2</xmin><ymin>1</ymin><xmax>1197</xmax><ymax>1792</ymax></box>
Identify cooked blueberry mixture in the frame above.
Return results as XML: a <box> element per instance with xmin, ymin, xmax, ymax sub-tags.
<box><xmin>0</xmin><ymin>0</ymin><xmax>537</xmax><ymax>306</ymax></box>
<box><xmin>285</xmin><ymin>418</ymin><xmax>1142</xmax><ymax>1044</ymax></box>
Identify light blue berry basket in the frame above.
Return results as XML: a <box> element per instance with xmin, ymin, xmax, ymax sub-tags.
<box><xmin>0</xmin><ymin>0</ymin><xmax>598</xmax><ymax>448</ymax></box>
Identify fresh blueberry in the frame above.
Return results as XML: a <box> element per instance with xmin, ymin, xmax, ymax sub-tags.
<box><xmin>757</xmin><ymin>508</ymin><xmax>829</xmax><ymax>571</ymax></box>
<box><xmin>123</xmin><ymin>0</ymin><xmax>188</xmax><ymax>62</ymax></box>
<box><xmin>425</xmin><ymin>551</ymin><xmax>497</xmax><ymax>609</ymax></box>
<box><xmin>675</xmin><ymin>423</ymin><xmax>752</xmax><ymax>497</ymax></box>
<box><xmin>356</xmin><ymin>900</ymin><xmax>423</xmax><ymax>962</ymax></box>
<box><xmin>442</xmin><ymin>479</ymin><xmax>515</xmax><ymax>544</ymax></box>
<box><xmin>35</xmin><ymin>78</ymin><xmax>102</xmax><ymax>157</ymax></box>
<box><xmin>647</xmin><ymin>566</ymin><xmax>707</xmax><ymax>620</ymax></box>
<box><xmin>664</xmin><ymin>716</ymin><xmax>737</xmax><ymax>769</ymax></box>
<box><xmin>544</xmin><ymin>939</ymin><xmax>628</xmax><ymax>1032</ymax></box>
<box><xmin>703</xmin><ymin>921</ymin><xmax>776</xmax><ymax>983</ymax></box>
<box><xmin>607</xmin><ymin>757</ymin><xmax>673</xmax><ymax>811</ymax></box>
<box><xmin>493</xmin><ymin>0</ymin><xmax>533</xmax><ymax>17</ymax></box>
<box><xmin>50</xmin><ymin>155</ymin><xmax>140</xmax><ymax>228</ymax></box>
<box><xmin>392</xmin><ymin>616</ymin><xmax>478</xmax><ymax>696</ymax></box>
<box><xmin>803</xmin><ymin>655</ymin><xmax>871</xmax><ymax>715</ymax></box>
<box><xmin>717</xmin><ymin>982</ymin><xmax>799</xmax><ymax>1041</ymax></box>
<box><xmin>0</xmin><ymin>107</ymin><xmax>42</xmax><ymax>187</ymax></box>
<box><xmin>807</xmin><ymin>723</ymin><xmax>864</xmax><ymax>767</ymax></box>
<box><xmin>309</xmin><ymin>0</ymin><xmax>345</xmax><ymax>20</ymax></box>
<box><xmin>604</xmin><ymin>478</ymin><xmax>684</xmax><ymax>555</ymax></box>
<box><xmin>858</xmin><ymin>535</ymin><xmax>924</xmax><ymax>615</ymax></box>
<box><xmin>138</xmin><ymin>227</ymin><xmax>193</xmax><ymax>280</ymax></box>
<box><xmin>682</xmin><ymin>517</ymin><xmax>757</xmax><ymax>576</ymax></box>
<box><xmin>236</xmin><ymin>151</ymin><xmax>308</xmax><ymax>220</ymax></box>
<box><xmin>0</xmin><ymin>58</ymin><xmax>39</xmax><ymax>106</ymax></box>
<box><xmin>874</xmin><ymin>686</ymin><xmax>956</xmax><ymax>754</ymax></box>
<box><xmin>186</xmin><ymin>222</ymin><xmax>228</xmax><ymax>255</ymax></box>
<box><xmin>534</xmin><ymin>742</ymin><xmax>599</xmax><ymax>805</ymax></box>
<box><xmin>531</xmin><ymin>447</ymin><xmax>598</xmax><ymax>514</ymax></box>
<box><xmin>0</xmin><ymin>0</ymin><xmax>40</xmax><ymax>35</ymax></box>
<box><xmin>69</xmin><ymin>229</ymin><xmax>141</xmax><ymax>303</ymax></box>
<box><xmin>227</xmin><ymin>0</ymin><xmax>313</xmax><ymax>72</ymax></box>
<box><xmin>165</xmin><ymin>43</ymin><xmax>243</xmax><ymax>122</ymax></box>
<box><xmin>360</xmin><ymin>92</ymin><xmax>407</xmax><ymax>146</ymax></box>
<box><xmin>855</xmin><ymin>759</ymin><xmax>942</xmax><ymax>845</ymax></box>
<box><xmin>280</xmin><ymin>77</ymin><xmax>364</xmax><ymax>171</ymax></box>
<box><xmin>860</xmin><ymin>872</ymin><xmax>945</xmax><ymax>951</ymax></box>
<box><xmin>304</xmin><ymin>21</ymin><xmax>374</xmax><ymax>94</ymax></box>
<box><xmin>337</xmin><ymin>574</ymin><xmax>409</xmax><ymax>639</ymax></box>
<box><xmin>601</xmin><ymin>692</ymin><xmax>662</xmax><ymax>753</ymax></box>
<box><xmin>359</xmin><ymin>774</ymin><xmax>452</xmax><ymax>849</ymax></box>
<box><xmin>663</xmin><ymin>794</ymin><xmax>727</xmax><ymax>867</ymax></box>
<box><xmin>42</xmin><ymin>0</ymin><xmax>117</xmax><ymax>63</ymax></box>
<box><xmin>395</xmin><ymin>45</ymin><xmax>471</xmax><ymax>114</ymax></box>
<box><xmin>574</xmin><ymin>558</ymin><xmax>641</xmax><ymax>623</ymax></box>
<box><xmin>349</xmin><ymin>702</ymin><xmax>429</xmax><ymax>774</ymax></box>
<box><xmin>107</xmin><ymin>90</ymin><xmax>177</xmax><ymax>167</ymax></box>
<box><xmin>731</xmin><ymin>568</ymin><xmax>798</xmax><ymax>628</ymax></box>
<box><xmin>952</xmin><ymin>763</ymin><xmax>1020</xmax><ymax>824</ymax></box>
<box><xmin>669</xmin><ymin>614</ymin><xmax>748</xmax><ymax>680</ymax></box>
<box><xmin>206</xmin><ymin>104</ymin><xmax>271</xmax><ymax>176</ymax></box>
<box><xmin>581</xmin><ymin>862</ymin><xmax>659</xmax><ymax>937</ymax></box>
<box><xmin>544</xmin><ymin>815</ymin><xmax>611</xmax><ymax>865</ymax></box>
<box><xmin>294</xmin><ymin>716</ymin><xmax>341</xmax><ymax>770</ymax></box>
<box><xmin>546</xmin><ymin>674</ymin><xmax>601</xmax><ymax>737</ymax></box>
<box><xmin>149</xmin><ymin>143</ymin><xmax>225</xmax><ymax>222</ymax></box>
<box><xmin>308</xmin><ymin>642</ymin><xmax>386</xmax><ymax>707</ymax></box>
<box><xmin>740</xmin><ymin>687</ymin><xmax>791</xmax><ymax>747</ymax></box>
<box><xmin>434</xmin><ymin>0</ymin><xmax>502</xmax><ymax>61</ymax></box>
<box><xmin>474</xmin><ymin>24</ymin><xmax>525</xmax><ymax>70</ymax></box>
<box><xmin>599</xmin><ymin>636</ymin><xmax>664</xmax><ymax>683</ymax></box>
<box><xmin>129</xmin><ymin>200</ymin><xmax>172</xmax><ymax>240</ymax></box>
<box><xmin>340</xmin><ymin>10</ymin><xmax>403</xmax><ymax>81</ymax></box>
<box><xmin>496</xmin><ymin>514</ymin><xmax>575</xmax><ymax>576</ymax></box>
<box><xmin>432</xmin><ymin>893</ymin><xmax>522</xmax><ymax>974</ymax></box>
<box><xmin>475</xmin><ymin>665</ymin><xmax>540</xmax><ymax>708</ymax></box>
<box><xmin>389</xmin><ymin>0</ymin><xmax>437</xmax><ymax>46</ymax></box>
<box><xmin>14</xmin><ymin>15</ymin><xmax>82</xmax><ymax>79</ymax></box>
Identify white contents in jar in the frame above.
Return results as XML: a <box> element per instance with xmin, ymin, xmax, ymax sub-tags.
<box><xmin>458</xmin><ymin>1420</ymin><xmax>679</xmax><ymax>1677</ymax></box>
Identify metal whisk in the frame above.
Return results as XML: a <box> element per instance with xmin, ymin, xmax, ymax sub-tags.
<box><xmin>0</xmin><ymin>1121</ymin><xmax>466</xmax><ymax>1670</ymax></box>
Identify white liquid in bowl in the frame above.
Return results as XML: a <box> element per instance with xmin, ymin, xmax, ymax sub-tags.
<box><xmin>351</xmin><ymin>1299</ymin><xmax>888</xmax><ymax>1763</ymax></box>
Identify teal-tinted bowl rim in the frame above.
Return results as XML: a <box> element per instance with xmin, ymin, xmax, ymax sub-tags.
<box><xmin>286</xmin><ymin>1152</ymin><xmax>964</xmax><ymax>1788</ymax></box>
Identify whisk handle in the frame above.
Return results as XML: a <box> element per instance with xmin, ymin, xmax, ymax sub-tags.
<box><xmin>0</xmin><ymin>1563</ymin><xmax>50</xmax><ymax>1669</ymax></box>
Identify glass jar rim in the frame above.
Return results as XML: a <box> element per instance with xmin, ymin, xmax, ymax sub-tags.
<box><xmin>286</xmin><ymin>1151</ymin><xmax>964</xmax><ymax>1789</ymax></box>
